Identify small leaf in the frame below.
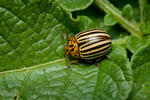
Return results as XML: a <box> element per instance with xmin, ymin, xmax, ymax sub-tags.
<box><xmin>122</xmin><ymin>4</ymin><xmax>133</xmax><ymax>20</ymax></box>
<box><xmin>130</xmin><ymin>44</ymin><xmax>150</xmax><ymax>100</ymax></box>
<box><xmin>140</xmin><ymin>5</ymin><xmax>150</xmax><ymax>34</ymax></box>
<box><xmin>140</xmin><ymin>20</ymin><xmax>150</xmax><ymax>34</ymax></box>
<box><xmin>143</xmin><ymin>5</ymin><xmax>150</xmax><ymax>21</ymax></box>
<box><xmin>104</xmin><ymin>13</ymin><xmax>118</xmax><ymax>26</ymax></box>
<box><xmin>126</xmin><ymin>35</ymin><xmax>150</xmax><ymax>53</ymax></box>
<box><xmin>131</xmin><ymin>44</ymin><xmax>150</xmax><ymax>70</ymax></box>
<box><xmin>76</xmin><ymin>16</ymin><xmax>95</xmax><ymax>31</ymax></box>
<box><xmin>58</xmin><ymin>0</ymin><xmax>94</xmax><ymax>11</ymax></box>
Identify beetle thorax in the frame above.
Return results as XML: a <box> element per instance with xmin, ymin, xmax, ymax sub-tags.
<box><xmin>65</xmin><ymin>36</ymin><xmax>80</xmax><ymax>59</ymax></box>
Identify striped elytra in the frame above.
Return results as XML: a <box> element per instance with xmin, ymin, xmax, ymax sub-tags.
<box><xmin>65</xmin><ymin>29</ymin><xmax>112</xmax><ymax>63</ymax></box>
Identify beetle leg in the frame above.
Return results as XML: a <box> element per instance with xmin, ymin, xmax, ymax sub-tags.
<box><xmin>86</xmin><ymin>60</ymin><xmax>99</xmax><ymax>67</ymax></box>
<box><xmin>66</xmin><ymin>59</ymin><xmax>79</xmax><ymax>70</ymax></box>
<box><xmin>65</xmin><ymin>55</ymin><xmax>72</xmax><ymax>70</ymax></box>
<box><xmin>94</xmin><ymin>63</ymin><xmax>99</xmax><ymax>67</ymax></box>
<box><xmin>106</xmin><ymin>55</ymin><xmax>111</xmax><ymax>59</ymax></box>
<box><xmin>60</xmin><ymin>31</ymin><xmax>66</xmax><ymax>46</ymax></box>
<box><xmin>67</xmin><ymin>64</ymin><xmax>72</xmax><ymax>70</ymax></box>
<box><xmin>71</xmin><ymin>59</ymin><xmax>79</xmax><ymax>64</ymax></box>
<box><xmin>93</xmin><ymin>59</ymin><xmax>99</xmax><ymax>67</ymax></box>
<box><xmin>66</xmin><ymin>33</ymin><xmax>70</xmax><ymax>40</ymax></box>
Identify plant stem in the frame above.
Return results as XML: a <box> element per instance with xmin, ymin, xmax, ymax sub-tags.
<box><xmin>94</xmin><ymin>0</ymin><xmax>143</xmax><ymax>39</ymax></box>
<box><xmin>139</xmin><ymin>0</ymin><xmax>148</xmax><ymax>23</ymax></box>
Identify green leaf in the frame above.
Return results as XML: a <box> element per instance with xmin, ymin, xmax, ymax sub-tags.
<box><xmin>131</xmin><ymin>44</ymin><xmax>150</xmax><ymax>70</ymax></box>
<box><xmin>139</xmin><ymin>0</ymin><xmax>148</xmax><ymax>23</ymax></box>
<box><xmin>140</xmin><ymin>5</ymin><xmax>150</xmax><ymax>34</ymax></box>
<box><xmin>129</xmin><ymin>44</ymin><xmax>150</xmax><ymax>100</ymax></box>
<box><xmin>0</xmin><ymin>0</ymin><xmax>134</xmax><ymax>100</ymax></box>
<box><xmin>0</xmin><ymin>0</ymin><xmax>94</xmax><ymax>71</ymax></box>
<box><xmin>94</xmin><ymin>46</ymin><xmax>133</xmax><ymax>100</ymax></box>
<box><xmin>122</xmin><ymin>4</ymin><xmax>133</xmax><ymax>20</ymax></box>
<box><xmin>0</xmin><ymin>45</ymin><xmax>133</xmax><ymax>100</ymax></box>
<box><xmin>140</xmin><ymin>20</ymin><xmax>150</xmax><ymax>34</ymax></box>
<box><xmin>143</xmin><ymin>4</ymin><xmax>150</xmax><ymax>21</ymax></box>
<box><xmin>104</xmin><ymin>13</ymin><xmax>118</xmax><ymax>26</ymax></box>
<box><xmin>58</xmin><ymin>0</ymin><xmax>94</xmax><ymax>12</ymax></box>
<box><xmin>126</xmin><ymin>35</ymin><xmax>150</xmax><ymax>53</ymax></box>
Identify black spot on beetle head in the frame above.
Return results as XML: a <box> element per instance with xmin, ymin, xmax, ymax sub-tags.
<box><xmin>69</xmin><ymin>45</ymin><xmax>74</xmax><ymax>47</ymax></box>
<box><xmin>71</xmin><ymin>48</ymin><xmax>74</xmax><ymax>51</ymax></box>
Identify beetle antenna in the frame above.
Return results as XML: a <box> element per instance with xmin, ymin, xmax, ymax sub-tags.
<box><xmin>60</xmin><ymin>31</ymin><xmax>65</xmax><ymax>46</ymax></box>
<box><xmin>60</xmin><ymin>31</ymin><xmax>72</xmax><ymax>69</ymax></box>
<box><xmin>66</xmin><ymin>33</ymin><xmax>69</xmax><ymax>40</ymax></box>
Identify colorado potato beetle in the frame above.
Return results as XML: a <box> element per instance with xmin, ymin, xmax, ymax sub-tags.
<box><xmin>62</xmin><ymin>29</ymin><xmax>112</xmax><ymax>69</ymax></box>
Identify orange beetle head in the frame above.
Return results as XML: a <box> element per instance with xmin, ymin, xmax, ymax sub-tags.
<box><xmin>64</xmin><ymin>37</ymin><xmax>80</xmax><ymax>59</ymax></box>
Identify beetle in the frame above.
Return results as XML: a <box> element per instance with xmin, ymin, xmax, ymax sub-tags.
<box><xmin>61</xmin><ymin>29</ymin><xmax>112</xmax><ymax>69</ymax></box>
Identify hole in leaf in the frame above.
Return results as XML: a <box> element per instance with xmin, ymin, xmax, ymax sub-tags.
<box><xmin>13</xmin><ymin>94</ymin><xmax>20</xmax><ymax>100</ymax></box>
<box><xmin>126</xmin><ymin>49</ymin><xmax>133</xmax><ymax>61</ymax></box>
